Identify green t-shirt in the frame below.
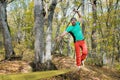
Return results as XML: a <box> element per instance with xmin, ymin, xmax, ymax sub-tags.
<box><xmin>65</xmin><ymin>21</ymin><xmax>84</xmax><ymax>42</ymax></box>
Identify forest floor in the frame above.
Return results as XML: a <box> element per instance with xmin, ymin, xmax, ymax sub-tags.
<box><xmin>0</xmin><ymin>55</ymin><xmax>120</xmax><ymax>80</ymax></box>
<box><xmin>51</xmin><ymin>55</ymin><xmax>120</xmax><ymax>80</ymax></box>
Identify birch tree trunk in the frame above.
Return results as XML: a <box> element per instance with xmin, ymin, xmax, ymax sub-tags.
<box><xmin>91</xmin><ymin>0</ymin><xmax>97</xmax><ymax>51</ymax></box>
<box><xmin>61</xmin><ymin>0</ymin><xmax>70</xmax><ymax>56</ymax></box>
<box><xmin>0</xmin><ymin>1</ymin><xmax>15</xmax><ymax>60</ymax></box>
<box><xmin>81</xmin><ymin>0</ymin><xmax>85</xmax><ymax>35</ymax></box>
<box><xmin>45</xmin><ymin>0</ymin><xmax>57</xmax><ymax>65</ymax></box>
<box><xmin>34</xmin><ymin>0</ymin><xmax>45</xmax><ymax>63</ymax></box>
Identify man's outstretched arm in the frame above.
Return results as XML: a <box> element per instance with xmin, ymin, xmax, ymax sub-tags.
<box><xmin>73</xmin><ymin>9</ymin><xmax>83</xmax><ymax>23</ymax></box>
<box><xmin>56</xmin><ymin>31</ymin><xmax>68</xmax><ymax>42</ymax></box>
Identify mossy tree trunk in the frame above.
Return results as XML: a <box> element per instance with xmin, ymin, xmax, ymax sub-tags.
<box><xmin>91</xmin><ymin>0</ymin><xmax>97</xmax><ymax>51</ymax></box>
<box><xmin>0</xmin><ymin>0</ymin><xmax>15</xmax><ymax>60</ymax></box>
<box><xmin>45</xmin><ymin>0</ymin><xmax>57</xmax><ymax>69</ymax></box>
<box><xmin>34</xmin><ymin>0</ymin><xmax>45</xmax><ymax>64</ymax></box>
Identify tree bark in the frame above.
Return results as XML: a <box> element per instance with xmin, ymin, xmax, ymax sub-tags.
<box><xmin>45</xmin><ymin>0</ymin><xmax>57</xmax><ymax>69</ymax></box>
<box><xmin>61</xmin><ymin>0</ymin><xmax>70</xmax><ymax>56</ymax></box>
<box><xmin>81</xmin><ymin>0</ymin><xmax>85</xmax><ymax>35</ymax></box>
<box><xmin>67</xmin><ymin>34</ymin><xmax>71</xmax><ymax>56</ymax></box>
<box><xmin>91</xmin><ymin>0</ymin><xmax>97</xmax><ymax>50</ymax></box>
<box><xmin>34</xmin><ymin>0</ymin><xmax>45</xmax><ymax>63</ymax></box>
<box><xmin>0</xmin><ymin>1</ymin><xmax>15</xmax><ymax>59</ymax></box>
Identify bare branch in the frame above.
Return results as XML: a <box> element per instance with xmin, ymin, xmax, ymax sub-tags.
<box><xmin>7</xmin><ymin>0</ymin><xmax>15</xmax><ymax>4</ymax></box>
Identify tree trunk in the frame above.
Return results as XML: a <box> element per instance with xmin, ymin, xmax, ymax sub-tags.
<box><xmin>115</xmin><ymin>0</ymin><xmax>120</xmax><ymax>62</ymax></box>
<box><xmin>67</xmin><ymin>34</ymin><xmax>71</xmax><ymax>56</ymax></box>
<box><xmin>61</xmin><ymin>0</ymin><xmax>70</xmax><ymax>56</ymax></box>
<box><xmin>0</xmin><ymin>1</ymin><xmax>15</xmax><ymax>60</ymax></box>
<box><xmin>0</xmin><ymin>21</ymin><xmax>3</xmax><ymax>49</ymax></box>
<box><xmin>45</xmin><ymin>0</ymin><xmax>57</xmax><ymax>69</ymax></box>
<box><xmin>81</xmin><ymin>0</ymin><xmax>85</xmax><ymax>35</ymax></box>
<box><xmin>117</xmin><ymin>29</ymin><xmax>120</xmax><ymax>62</ymax></box>
<box><xmin>91</xmin><ymin>0</ymin><xmax>97</xmax><ymax>51</ymax></box>
<box><xmin>34</xmin><ymin>0</ymin><xmax>45</xmax><ymax>63</ymax></box>
<box><xmin>118</xmin><ymin>47</ymin><xmax>120</xmax><ymax>62</ymax></box>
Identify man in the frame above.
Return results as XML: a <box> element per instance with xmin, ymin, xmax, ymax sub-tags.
<box><xmin>56</xmin><ymin>9</ymin><xmax>88</xmax><ymax>68</ymax></box>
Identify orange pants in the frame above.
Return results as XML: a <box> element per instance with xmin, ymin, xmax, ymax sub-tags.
<box><xmin>74</xmin><ymin>40</ymin><xmax>88</xmax><ymax>66</ymax></box>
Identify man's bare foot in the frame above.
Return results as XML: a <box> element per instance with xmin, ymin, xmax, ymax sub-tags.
<box><xmin>81</xmin><ymin>61</ymin><xmax>85</xmax><ymax>66</ymax></box>
<box><xmin>77</xmin><ymin>66</ymin><xmax>81</xmax><ymax>71</ymax></box>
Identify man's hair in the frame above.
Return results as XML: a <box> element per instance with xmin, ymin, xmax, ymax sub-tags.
<box><xmin>70</xmin><ymin>17</ymin><xmax>77</xmax><ymax>21</ymax></box>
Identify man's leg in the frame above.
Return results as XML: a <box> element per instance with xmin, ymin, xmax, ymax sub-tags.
<box><xmin>81</xmin><ymin>41</ymin><xmax>88</xmax><ymax>62</ymax></box>
<box><xmin>74</xmin><ymin>41</ymin><xmax>81</xmax><ymax>66</ymax></box>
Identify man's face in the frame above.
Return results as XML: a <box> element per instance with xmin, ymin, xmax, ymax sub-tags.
<box><xmin>71</xmin><ymin>19</ymin><xmax>76</xmax><ymax>26</ymax></box>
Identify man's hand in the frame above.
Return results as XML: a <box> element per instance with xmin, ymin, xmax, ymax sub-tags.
<box><xmin>55</xmin><ymin>36</ymin><xmax>61</xmax><ymax>42</ymax></box>
<box><xmin>73</xmin><ymin>8</ymin><xmax>82</xmax><ymax>23</ymax></box>
<box><xmin>73</xmin><ymin>8</ymin><xmax>79</xmax><ymax>13</ymax></box>
<box><xmin>55</xmin><ymin>31</ymin><xmax>68</xmax><ymax>42</ymax></box>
